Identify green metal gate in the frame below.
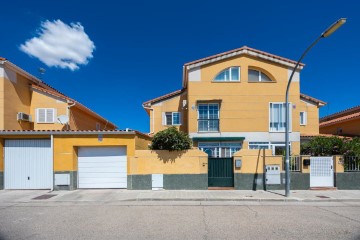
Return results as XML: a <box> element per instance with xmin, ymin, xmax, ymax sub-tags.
<box><xmin>208</xmin><ymin>158</ymin><xmax>234</xmax><ymax>187</ymax></box>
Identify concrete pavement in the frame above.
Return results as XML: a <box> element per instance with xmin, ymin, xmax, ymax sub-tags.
<box><xmin>1</xmin><ymin>189</ymin><xmax>360</xmax><ymax>204</ymax></box>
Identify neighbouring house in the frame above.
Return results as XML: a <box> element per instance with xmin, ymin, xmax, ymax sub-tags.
<box><xmin>143</xmin><ymin>46</ymin><xmax>327</xmax><ymax>188</ymax></box>
<box><xmin>0</xmin><ymin>57</ymin><xmax>117</xmax><ymax>130</ymax></box>
<box><xmin>320</xmin><ymin>105</ymin><xmax>360</xmax><ymax>137</ymax></box>
<box><xmin>0</xmin><ymin>58</ymin><xmax>152</xmax><ymax>190</ymax></box>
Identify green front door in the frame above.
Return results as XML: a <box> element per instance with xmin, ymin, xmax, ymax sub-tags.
<box><xmin>208</xmin><ymin>158</ymin><xmax>234</xmax><ymax>187</ymax></box>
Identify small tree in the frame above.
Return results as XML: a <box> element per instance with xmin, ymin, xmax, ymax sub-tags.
<box><xmin>149</xmin><ymin>127</ymin><xmax>192</xmax><ymax>151</ymax></box>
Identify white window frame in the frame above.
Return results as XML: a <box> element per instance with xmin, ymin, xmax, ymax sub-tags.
<box><xmin>248</xmin><ymin>69</ymin><xmax>272</xmax><ymax>82</ymax></box>
<box><xmin>36</xmin><ymin>108</ymin><xmax>56</xmax><ymax>124</ymax></box>
<box><xmin>198</xmin><ymin>142</ymin><xmax>242</xmax><ymax>158</ymax></box>
<box><xmin>213</xmin><ymin>67</ymin><xmax>240</xmax><ymax>82</ymax></box>
<box><xmin>163</xmin><ymin>112</ymin><xmax>181</xmax><ymax>126</ymax></box>
<box><xmin>197</xmin><ymin>103</ymin><xmax>220</xmax><ymax>132</ymax></box>
<box><xmin>269</xmin><ymin>102</ymin><xmax>292</xmax><ymax>132</ymax></box>
<box><xmin>300</xmin><ymin>111</ymin><xmax>307</xmax><ymax>125</ymax></box>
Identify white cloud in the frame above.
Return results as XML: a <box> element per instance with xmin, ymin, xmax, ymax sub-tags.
<box><xmin>20</xmin><ymin>20</ymin><xmax>95</xmax><ymax>71</ymax></box>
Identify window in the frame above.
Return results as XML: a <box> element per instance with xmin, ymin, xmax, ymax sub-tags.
<box><xmin>36</xmin><ymin>108</ymin><xmax>56</xmax><ymax>123</ymax></box>
<box><xmin>214</xmin><ymin>67</ymin><xmax>240</xmax><ymax>81</ymax></box>
<box><xmin>269</xmin><ymin>103</ymin><xmax>291</xmax><ymax>132</ymax></box>
<box><xmin>198</xmin><ymin>103</ymin><xmax>219</xmax><ymax>132</ymax></box>
<box><xmin>248</xmin><ymin>142</ymin><xmax>291</xmax><ymax>155</ymax></box>
<box><xmin>300</xmin><ymin>111</ymin><xmax>307</xmax><ymax>125</ymax></box>
<box><xmin>163</xmin><ymin>112</ymin><xmax>181</xmax><ymax>125</ymax></box>
<box><xmin>249</xmin><ymin>142</ymin><xmax>270</xmax><ymax>149</ymax></box>
<box><xmin>198</xmin><ymin>142</ymin><xmax>242</xmax><ymax>158</ymax></box>
<box><xmin>248</xmin><ymin>69</ymin><xmax>272</xmax><ymax>82</ymax></box>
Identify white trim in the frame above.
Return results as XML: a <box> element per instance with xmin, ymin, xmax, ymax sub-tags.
<box><xmin>300</xmin><ymin>111</ymin><xmax>307</xmax><ymax>125</ymax></box>
<box><xmin>186</xmin><ymin>49</ymin><xmax>303</xmax><ymax>71</ymax></box>
<box><xmin>36</xmin><ymin>108</ymin><xmax>56</xmax><ymax>123</ymax></box>
<box><xmin>190</xmin><ymin>131</ymin><xmax>300</xmax><ymax>142</ymax></box>
<box><xmin>188</xmin><ymin>67</ymin><xmax>201</xmax><ymax>82</ymax></box>
<box><xmin>163</xmin><ymin>111</ymin><xmax>182</xmax><ymax>126</ymax></box>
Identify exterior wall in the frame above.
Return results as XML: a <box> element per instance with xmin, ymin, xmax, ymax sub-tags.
<box><xmin>30</xmin><ymin>90</ymin><xmax>68</xmax><ymax>130</ymax></box>
<box><xmin>232</xmin><ymin>148</ymin><xmax>310</xmax><ymax>190</ymax></box>
<box><xmin>69</xmin><ymin>107</ymin><xmax>114</xmax><ymax>130</ymax></box>
<box><xmin>149</xmin><ymin>93</ymin><xmax>188</xmax><ymax>134</ymax></box>
<box><xmin>135</xmin><ymin>135</ymin><xmax>151</xmax><ymax>150</ymax></box>
<box><xmin>128</xmin><ymin>149</ymin><xmax>208</xmax><ymax>189</ymax></box>
<box><xmin>298</xmin><ymin>100</ymin><xmax>320</xmax><ymax>135</ymax></box>
<box><xmin>320</xmin><ymin>118</ymin><xmax>360</xmax><ymax>136</ymax></box>
<box><xmin>0</xmin><ymin>76</ymin><xmax>4</xmax><ymax>129</ymax></box>
<box><xmin>187</xmin><ymin>56</ymin><xmax>301</xmax><ymax>137</ymax></box>
<box><xmin>3</xmin><ymin>70</ymin><xmax>32</xmax><ymax>130</ymax></box>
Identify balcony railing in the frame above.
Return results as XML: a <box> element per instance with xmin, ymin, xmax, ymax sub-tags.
<box><xmin>198</xmin><ymin>119</ymin><xmax>219</xmax><ymax>132</ymax></box>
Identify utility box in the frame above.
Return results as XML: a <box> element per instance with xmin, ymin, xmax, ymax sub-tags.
<box><xmin>265</xmin><ymin>165</ymin><xmax>281</xmax><ymax>185</ymax></box>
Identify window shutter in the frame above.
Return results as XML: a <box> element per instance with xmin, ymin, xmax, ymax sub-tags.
<box><xmin>37</xmin><ymin>109</ymin><xmax>46</xmax><ymax>123</ymax></box>
<box><xmin>46</xmin><ymin>109</ymin><xmax>55</xmax><ymax>123</ymax></box>
<box><xmin>162</xmin><ymin>112</ymin><xmax>166</xmax><ymax>125</ymax></box>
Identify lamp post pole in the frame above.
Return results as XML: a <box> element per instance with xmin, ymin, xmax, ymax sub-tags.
<box><xmin>285</xmin><ymin>18</ymin><xmax>346</xmax><ymax>197</ymax></box>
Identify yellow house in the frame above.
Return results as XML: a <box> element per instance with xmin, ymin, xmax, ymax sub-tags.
<box><xmin>143</xmin><ymin>46</ymin><xmax>326</xmax><ymax>188</ymax></box>
<box><xmin>320</xmin><ymin>105</ymin><xmax>360</xmax><ymax>137</ymax></box>
<box><xmin>0</xmin><ymin>57</ymin><xmax>117</xmax><ymax>130</ymax></box>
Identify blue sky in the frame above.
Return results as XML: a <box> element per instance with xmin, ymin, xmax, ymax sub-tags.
<box><xmin>1</xmin><ymin>0</ymin><xmax>359</xmax><ymax>132</ymax></box>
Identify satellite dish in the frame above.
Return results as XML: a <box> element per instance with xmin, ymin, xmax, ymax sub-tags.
<box><xmin>57</xmin><ymin>115</ymin><xmax>69</xmax><ymax>125</ymax></box>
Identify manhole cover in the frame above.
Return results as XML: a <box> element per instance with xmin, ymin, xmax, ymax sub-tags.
<box><xmin>316</xmin><ymin>195</ymin><xmax>330</xmax><ymax>199</ymax></box>
<box><xmin>32</xmin><ymin>194</ymin><xmax>57</xmax><ymax>200</ymax></box>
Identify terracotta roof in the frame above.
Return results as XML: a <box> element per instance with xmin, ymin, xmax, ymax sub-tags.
<box><xmin>184</xmin><ymin>46</ymin><xmax>304</xmax><ymax>68</ymax></box>
<box><xmin>31</xmin><ymin>85</ymin><xmax>118</xmax><ymax>129</ymax></box>
<box><xmin>0</xmin><ymin>57</ymin><xmax>6</xmax><ymax>61</ymax></box>
<box><xmin>320</xmin><ymin>111</ymin><xmax>360</xmax><ymax>128</ymax></box>
<box><xmin>143</xmin><ymin>89</ymin><xmax>184</xmax><ymax>106</ymax></box>
<box><xmin>320</xmin><ymin>105</ymin><xmax>360</xmax><ymax>122</ymax></box>
<box><xmin>300</xmin><ymin>93</ymin><xmax>327</xmax><ymax>106</ymax></box>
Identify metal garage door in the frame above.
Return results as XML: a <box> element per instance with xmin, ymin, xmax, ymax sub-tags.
<box><xmin>78</xmin><ymin>147</ymin><xmax>127</xmax><ymax>188</ymax></box>
<box><xmin>4</xmin><ymin>139</ymin><xmax>53</xmax><ymax>189</ymax></box>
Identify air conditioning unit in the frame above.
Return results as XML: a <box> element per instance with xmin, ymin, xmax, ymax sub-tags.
<box><xmin>17</xmin><ymin>112</ymin><xmax>32</xmax><ymax>122</ymax></box>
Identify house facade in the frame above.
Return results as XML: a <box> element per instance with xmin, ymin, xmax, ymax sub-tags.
<box><xmin>320</xmin><ymin>105</ymin><xmax>360</xmax><ymax>137</ymax></box>
<box><xmin>0</xmin><ymin>57</ymin><xmax>117</xmax><ymax>131</ymax></box>
<box><xmin>143</xmin><ymin>46</ymin><xmax>326</xmax><ymax>188</ymax></box>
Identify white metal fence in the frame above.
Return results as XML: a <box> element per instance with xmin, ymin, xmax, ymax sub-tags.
<box><xmin>344</xmin><ymin>156</ymin><xmax>360</xmax><ymax>172</ymax></box>
<box><xmin>283</xmin><ymin>156</ymin><xmax>301</xmax><ymax>172</ymax></box>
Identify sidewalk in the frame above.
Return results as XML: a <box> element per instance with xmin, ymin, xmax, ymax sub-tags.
<box><xmin>1</xmin><ymin>189</ymin><xmax>360</xmax><ymax>203</ymax></box>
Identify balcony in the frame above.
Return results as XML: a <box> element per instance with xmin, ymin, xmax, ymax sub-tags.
<box><xmin>198</xmin><ymin>119</ymin><xmax>219</xmax><ymax>132</ymax></box>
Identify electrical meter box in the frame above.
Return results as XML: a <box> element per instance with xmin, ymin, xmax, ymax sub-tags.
<box><xmin>265</xmin><ymin>164</ymin><xmax>281</xmax><ymax>184</ymax></box>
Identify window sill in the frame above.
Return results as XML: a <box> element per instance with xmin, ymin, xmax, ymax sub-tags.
<box><xmin>211</xmin><ymin>81</ymin><xmax>240</xmax><ymax>83</ymax></box>
<box><xmin>36</xmin><ymin>122</ymin><xmax>55</xmax><ymax>124</ymax></box>
<box><xmin>248</xmin><ymin>81</ymin><xmax>276</xmax><ymax>83</ymax></box>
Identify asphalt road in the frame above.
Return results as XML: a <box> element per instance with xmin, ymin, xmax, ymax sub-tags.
<box><xmin>0</xmin><ymin>202</ymin><xmax>359</xmax><ymax>240</ymax></box>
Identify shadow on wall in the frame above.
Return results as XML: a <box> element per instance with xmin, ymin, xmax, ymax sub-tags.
<box><xmin>153</xmin><ymin>150</ymin><xmax>187</xmax><ymax>163</ymax></box>
<box><xmin>253</xmin><ymin>149</ymin><xmax>266</xmax><ymax>191</ymax></box>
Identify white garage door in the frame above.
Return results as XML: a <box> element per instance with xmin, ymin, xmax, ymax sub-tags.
<box><xmin>4</xmin><ymin>139</ymin><xmax>53</xmax><ymax>189</ymax></box>
<box><xmin>78</xmin><ymin>147</ymin><xmax>127</xmax><ymax>188</ymax></box>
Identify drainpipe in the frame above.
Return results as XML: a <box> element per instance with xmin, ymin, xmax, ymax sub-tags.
<box><xmin>50</xmin><ymin>134</ymin><xmax>54</xmax><ymax>191</ymax></box>
<box><xmin>67</xmin><ymin>101</ymin><xmax>76</xmax><ymax>130</ymax></box>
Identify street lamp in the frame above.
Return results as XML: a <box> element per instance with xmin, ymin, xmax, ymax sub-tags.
<box><xmin>285</xmin><ymin>18</ymin><xmax>346</xmax><ymax>197</ymax></box>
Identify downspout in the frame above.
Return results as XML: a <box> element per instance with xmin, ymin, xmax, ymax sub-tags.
<box><xmin>67</xmin><ymin>101</ymin><xmax>76</xmax><ymax>130</ymax></box>
<box><xmin>50</xmin><ymin>134</ymin><xmax>54</xmax><ymax>191</ymax></box>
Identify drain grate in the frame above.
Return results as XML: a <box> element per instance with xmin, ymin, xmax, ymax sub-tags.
<box><xmin>316</xmin><ymin>195</ymin><xmax>330</xmax><ymax>199</ymax></box>
<box><xmin>32</xmin><ymin>194</ymin><xmax>57</xmax><ymax>200</ymax></box>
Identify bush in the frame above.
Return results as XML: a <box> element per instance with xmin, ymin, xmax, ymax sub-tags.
<box><xmin>301</xmin><ymin>136</ymin><xmax>360</xmax><ymax>157</ymax></box>
<box><xmin>149</xmin><ymin>127</ymin><xmax>192</xmax><ymax>151</ymax></box>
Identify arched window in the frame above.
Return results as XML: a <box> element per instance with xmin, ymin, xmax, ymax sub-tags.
<box><xmin>214</xmin><ymin>67</ymin><xmax>240</xmax><ymax>81</ymax></box>
<box><xmin>248</xmin><ymin>69</ymin><xmax>272</xmax><ymax>82</ymax></box>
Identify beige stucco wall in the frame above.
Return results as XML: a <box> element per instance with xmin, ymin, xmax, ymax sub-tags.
<box><xmin>128</xmin><ymin>149</ymin><xmax>208</xmax><ymax>175</ymax></box>
<box><xmin>187</xmin><ymin>56</ymin><xmax>301</xmax><ymax>133</ymax></box>
<box><xmin>298</xmin><ymin>100</ymin><xmax>320</xmax><ymax>135</ymax></box>
<box><xmin>3</xmin><ymin>72</ymin><xmax>32</xmax><ymax>130</ymax></box>
<box><xmin>320</xmin><ymin>118</ymin><xmax>360</xmax><ymax>136</ymax></box>
<box><xmin>233</xmin><ymin>148</ymin><xmax>283</xmax><ymax>174</ymax></box>
<box><xmin>148</xmin><ymin>92</ymin><xmax>188</xmax><ymax>134</ymax></box>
